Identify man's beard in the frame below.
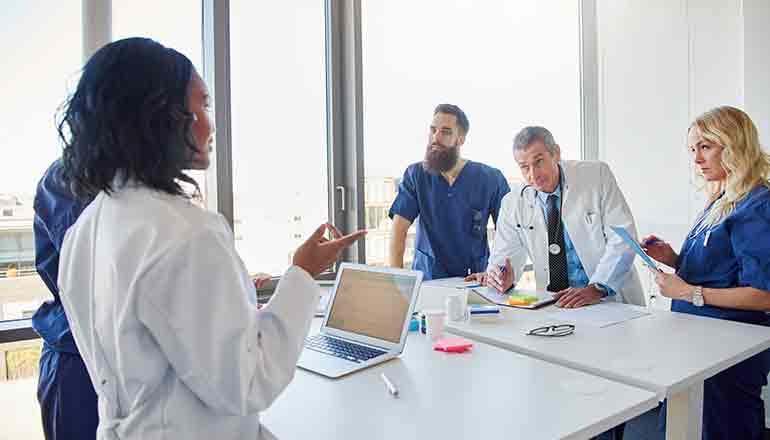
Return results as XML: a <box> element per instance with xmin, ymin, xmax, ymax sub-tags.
<box><xmin>422</xmin><ymin>143</ymin><xmax>459</xmax><ymax>174</ymax></box>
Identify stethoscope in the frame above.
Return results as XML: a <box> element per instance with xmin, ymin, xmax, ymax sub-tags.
<box><xmin>515</xmin><ymin>184</ymin><xmax>564</xmax><ymax>256</ymax></box>
<box><xmin>684</xmin><ymin>191</ymin><xmax>726</xmax><ymax>250</ymax></box>
<box><xmin>515</xmin><ymin>185</ymin><xmax>538</xmax><ymax>231</ymax></box>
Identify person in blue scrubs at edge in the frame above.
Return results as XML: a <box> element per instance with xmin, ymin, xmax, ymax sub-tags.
<box><xmin>388</xmin><ymin>104</ymin><xmax>510</xmax><ymax>279</ymax></box>
<box><xmin>32</xmin><ymin>159</ymin><xmax>98</xmax><ymax>439</ymax></box>
<box><xmin>634</xmin><ymin>106</ymin><xmax>770</xmax><ymax>440</ymax></box>
<box><xmin>30</xmin><ymin>162</ymin><xmax>274</xmax><ymax>439</ymax></box>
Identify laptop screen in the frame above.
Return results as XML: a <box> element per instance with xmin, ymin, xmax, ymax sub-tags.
<box><xmin>325</xmin><ymin>268</ymin><xmax>416</xmax><ymax>344</ymax></box>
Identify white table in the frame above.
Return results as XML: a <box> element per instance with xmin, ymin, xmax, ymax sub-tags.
<box><xmin>262</xmin><ymin>322</ymin><xmax>658</xmax><ymax>440</ymax></box>
<box><xmin>424</xmin><ymin>286</ymin><xmax>770</xmax><ymax>439</ymax></box>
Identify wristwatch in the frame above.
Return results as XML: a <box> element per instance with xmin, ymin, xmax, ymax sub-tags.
<box><xmin>691</xmin><ymin>285</ymin><xmax>705</xmax><ymax>307</ymax></box>
<box><xmin>593</xmin><ymin>283</ymin><xmax>608</xmax><ymax>296</ymax></box>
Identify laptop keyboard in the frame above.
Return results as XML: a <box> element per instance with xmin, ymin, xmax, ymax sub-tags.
<box><xmin>305</xmin><ymin>334</ymin><xmax>386</xmax><ymax>363</ymax></box>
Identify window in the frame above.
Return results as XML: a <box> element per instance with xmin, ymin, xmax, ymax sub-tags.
<box><xmin>0</xmin><ymin>0</ymin><xmax>82</xmax><ymax>320</ymax></box>
<box><xmin>112</xmin><ymin>0</ymin><xmax>203</xmax><ymax>72</ymax></box>
<box><xmin>361</xmin><ymin>0</ymin><xmax>581</xmax><ymax>271</ymax></box>
<box><xmin>1</xmin><ymin>3</ymin><xmax>82</xmax><ymax>436</ymax></box>
<box><xmin>229</xmin><ymin>2</ymin><xmax>329</xmax><ymax>276</ymax></box>
<box><xmin>112</xmin><ymin>0</ymin><xmax>208</xmax><ymax>198</ymax></box>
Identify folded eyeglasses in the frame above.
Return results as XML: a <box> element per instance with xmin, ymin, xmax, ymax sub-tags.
<box><xmin>526</xmin><ymin>324</ymin><xmax>575</xmax><ymax>337</ymax></box>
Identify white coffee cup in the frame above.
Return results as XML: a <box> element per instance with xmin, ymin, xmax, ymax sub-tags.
<box><xmin>423</xmin><ymin>310</ymin><xmax>446</xmax><ymax>341</ymax></box>
<box><xmin>446</xmin><ymin>291</ymin><xmax>469</xmax><ymax>322</ymax></box>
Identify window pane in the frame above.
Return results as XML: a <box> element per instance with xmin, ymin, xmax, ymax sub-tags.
<box><xmin>112</xmin><ymin>0</ymin><xmax>208</xmax><ymax>198</ymax></box>
<box><xmin>0</xmin><ymin>3</ymin><xmax>80</xmax><ymax>437</ymax></box>
<box><xmin>362</xmin><ymin>0</ymin><xmax>581</xmax><ymax>267</ymax></box>
<box><xmin>230</xmin><ymin>2</ymin><xmax>328</xmax><ymax>276</ymax></box>
<box><xmin>0</xmin><ymin>1</ymin><xmax>82</xmax><ymax>323</ymax></box>
<box><xmin>112</xmin><ymin>0</ymin><xmax>203</xmax><ymax>71</ymax></box>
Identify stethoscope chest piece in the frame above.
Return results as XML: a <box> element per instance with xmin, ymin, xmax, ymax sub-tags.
<box><xmin>548</xmin><ymin>243</ymin><xmax>561</xmax><ymax>255</ymax></box>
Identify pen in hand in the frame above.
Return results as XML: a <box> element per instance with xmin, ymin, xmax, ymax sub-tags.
<box><xmin>490</xmin><ymin>261</ymin><xmax>512</xmax><ymax>293</ymax></box>
<box><xmin>380</xmin><ymin>373</ymin><xmax>399</xmax><ymax>397</ymax></box>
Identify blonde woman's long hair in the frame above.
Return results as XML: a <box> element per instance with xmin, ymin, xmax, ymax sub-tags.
<box><xmin>691</xmin><ymin>106</ymin><xmax>770</xmax><ymax>233</ymax></box>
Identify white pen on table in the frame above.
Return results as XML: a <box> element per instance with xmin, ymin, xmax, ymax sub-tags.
<box><xmin>380</xmin><ymin>373</ymin><xmax>399</xmax><ymax>397</ymax></box>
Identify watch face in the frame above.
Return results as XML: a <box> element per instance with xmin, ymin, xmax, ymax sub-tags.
<box><xmin>693</xmin><ymin>294</ymin><xmax>704</xmax><ymax>307</ymax></box>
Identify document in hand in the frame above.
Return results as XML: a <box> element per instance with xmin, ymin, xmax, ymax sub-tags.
<box><xmin>472</xmin><ymin>287</ymin><xmax>556</xmax><ymax>309</ymax></box>
<box><xmin>609</xmin><ymin>225</ymin><xmax>659</xmax><ymax>270</ymax></box>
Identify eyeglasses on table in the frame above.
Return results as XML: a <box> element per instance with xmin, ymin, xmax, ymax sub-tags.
<box><xmin>526</xmin><ymin>324</ymin><xmax>575</xmax><ymax>337</ymax></box>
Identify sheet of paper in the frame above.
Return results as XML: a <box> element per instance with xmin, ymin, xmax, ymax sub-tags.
<box><xmin>421</xmin><ymin>277</ymin><xmax>481</xmax><ymax>289</ymax></box>
<box><xmin>545</xmin><ymin>303</ymin><xmax>650</xmax><ymax>328</ymax></box>
<box><xmin>609</xmin><ymin>225</ymin><xmax>659</xmax><ymax>269</ymax></box>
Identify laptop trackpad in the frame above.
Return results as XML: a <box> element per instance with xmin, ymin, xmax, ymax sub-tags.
<box><xmin>297</xmin><ymin>348</ymin><xmax>361</xmax><ymax>378</ymax></box>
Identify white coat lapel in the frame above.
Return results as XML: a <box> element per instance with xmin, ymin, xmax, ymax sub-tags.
<box><xmin>559</xmin><ymin>162</ymin><xmax>583</xmax><ymax>237</ymax></box>
<box><xmin>559</xmin><ymin>162</ymin><xmax>595</xmax><ymax>272</ymax></box>
<box><xmin>558</xmin><ymin>161</ymin><xmax>606</xmax><ymax>284</ymax></box>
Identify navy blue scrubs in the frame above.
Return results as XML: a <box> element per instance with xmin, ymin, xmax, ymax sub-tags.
<box><xmin>664</xmin><ymin>185</ymin><xmax>770</xmax><ymax>440</ymax></box>
<box><xmin>388</xmin><ymin>160</ymin><xmax>510</xmax><ymax>280</ymax></box>
<box><xmin>31</xmin><ymin>160</ymin><xmax>97</xmax><ymax>440</ymax></box>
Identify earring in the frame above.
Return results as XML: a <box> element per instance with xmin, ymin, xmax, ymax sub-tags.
<box><xmin>192</xmin><ymin>113</ymin><xmax>199</xmax><ymax>122</ymax></box>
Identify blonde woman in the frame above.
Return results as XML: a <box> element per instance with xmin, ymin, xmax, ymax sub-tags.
<box><xmin>640</xmin><ymin>106</ymin><xmax>770</xmax><ymax>440</ymax></box>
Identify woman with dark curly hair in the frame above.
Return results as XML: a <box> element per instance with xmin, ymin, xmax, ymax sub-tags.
<box><xmin>56</xmin><ymin>37</ymin><xmax>364</xmax><ymax>439</ymax></box>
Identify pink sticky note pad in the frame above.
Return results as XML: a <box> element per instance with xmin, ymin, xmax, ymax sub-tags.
<box><xmin>433</xmin><ymin>337</ymin><xmax>473</xmax><ymax>353</ymax></box>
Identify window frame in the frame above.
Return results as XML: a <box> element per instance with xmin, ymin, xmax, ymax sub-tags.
<box><xmin>1</xmin><ymin>0</ymin><xmax>596</xmax><ymax>339</ymax></box>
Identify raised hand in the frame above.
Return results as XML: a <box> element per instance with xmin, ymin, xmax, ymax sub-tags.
<box><xmin>292</xmin><ymin>223</ymin><xmax>367</xmax><ymax>277</ymax></box>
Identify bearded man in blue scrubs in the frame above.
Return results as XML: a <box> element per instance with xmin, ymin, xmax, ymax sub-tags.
<box><xmin>388</xmin><ymin>104</ymin><xmax>510</xmax><ymax>280</ymax></box>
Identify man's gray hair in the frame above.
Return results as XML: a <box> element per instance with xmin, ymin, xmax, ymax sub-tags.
<box><xmin>513</xmin><ymin>126</ymin><xmax>558</xmax><ymax>153</ymax></box>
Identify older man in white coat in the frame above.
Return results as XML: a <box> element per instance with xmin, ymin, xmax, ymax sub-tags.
<box><xmin>468</xmin><ymin>126</ymin><xmax>644</xmax><ymax>308</ymax></box>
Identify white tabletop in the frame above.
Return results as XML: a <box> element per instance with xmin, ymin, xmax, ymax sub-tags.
<box><xmin>262</xmin><ymin>323</ymin><xmax>658</xmax><ymax>440</ymax></box>
<box><xmin>444</xmin><ymin>297</ymin><xmax>770</xmax><ymax>397</ymax></box>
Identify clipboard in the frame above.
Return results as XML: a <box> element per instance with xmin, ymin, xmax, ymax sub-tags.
<box><xmin>609</xmin><ymin>225</ymin><xmax>659</xmax><ymax>270</ymax></box>
<box><xmin>471</xmin><ymin>287</ymin><xmax>556</xmax><ymax>309</ymax></box>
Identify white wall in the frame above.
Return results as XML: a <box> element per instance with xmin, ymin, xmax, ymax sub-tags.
<box><xmin>596</xmin><ymin>0</ymin><xmax>754</xmax><ymax>307</ymax></box>
<box><xmin>744</xmin><ymin>0</ymin><xmax>770</xmax><ymax>144</ymax></box>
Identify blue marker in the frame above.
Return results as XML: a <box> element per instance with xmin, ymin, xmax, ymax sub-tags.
<box><xmin>470</xmin><ymin>304</ymin><xmax>500</xmax><ymax>314</ymax></box>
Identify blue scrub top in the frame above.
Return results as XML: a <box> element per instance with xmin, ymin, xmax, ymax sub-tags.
<box><xmin>673</xmin><ymin>185</ymin><xmax>770</xmax><ymax>326</ymax></box>
<box><xmin>669</xmin><ymin>184</ymin><xmax>770</xmax><ymax>440</ymax></box>
<box><xmin>388</xmin><ymin>160</ymin><xmax>510</xmax><ymax>280</ymax></box>
<box><xmin>31</xmin><ymin>160</ymin><xmax>91</xmax><ymax>354</ymax></box>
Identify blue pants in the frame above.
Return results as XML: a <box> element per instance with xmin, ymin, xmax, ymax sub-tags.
<box><xmin>37</xmin><ymin>345</ymin><xmax>98</xmax><ymax>440</ymax></box>
<box><xmin>594</xmin><ymin>424</ymin><xmax>626</xmax><ymax>440</ymax></box>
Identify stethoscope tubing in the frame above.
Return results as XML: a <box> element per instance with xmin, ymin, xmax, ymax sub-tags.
<box><xmin>516</xmin><ymin>185</ymin><xmax>537</xmax><ymax>230</ymax></box>
<box><xmin>516</xmin><ymin>184</ymin><xmax>565</xmax><ymax>239</ymax></box>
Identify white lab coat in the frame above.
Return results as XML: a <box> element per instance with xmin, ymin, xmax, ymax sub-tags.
<box><xmin>489</xmin><ymin>160</ymin><xmax>645</xmax><ymax>306</ymax></box>
<box><xmin>58</xmin><ymin>184</ymin><xmax>318</xmax><ymax>440</ymax></box>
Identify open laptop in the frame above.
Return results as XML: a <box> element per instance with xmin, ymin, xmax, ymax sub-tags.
<box><xmin>297</xmin><ymin>263</ymin><xmax>423</xmax><ymax>378</ymax></box>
